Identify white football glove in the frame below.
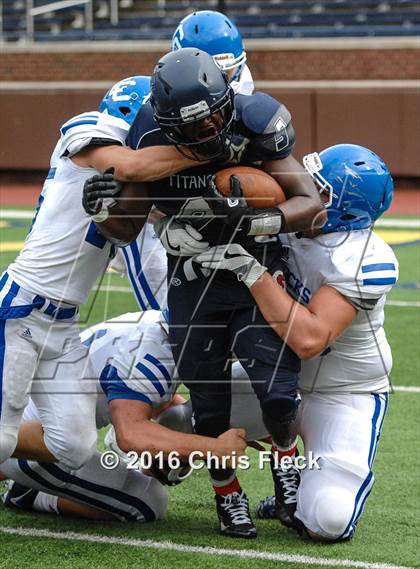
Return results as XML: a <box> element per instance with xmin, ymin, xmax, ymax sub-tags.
<box><xmin>154</xmin><ymin>217</ymin><xmax>209</xmax><ymax>257</ymax></box>
<box><xmin>194</xmin><ymin>243</ymin><xmax>268</xmax><ymax>288</ymax></box>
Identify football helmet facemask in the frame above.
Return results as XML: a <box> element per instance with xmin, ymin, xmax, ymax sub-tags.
<box><xmin>150</xmin><ymin>48</ymin><xmax>235</xmax><ymax>160</ymax></box>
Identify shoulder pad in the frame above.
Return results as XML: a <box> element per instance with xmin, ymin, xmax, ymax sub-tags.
<box><xmin>326</xmin><ymin>231</ymin><xmax>398</xmax><ymax>305</ymax></box>
<box><xmin>59</xmin><ymin>111</ymin><xmax>129</xmax><ymax>157</ymax></box>
<box><xmin>236</xmin><ymin>92</ymin><xmax>289</xmax><ymax>135</ymax></box>
<box><xmin>237</xmin><ymin>92</ymin><xmax>295</xmax><ymax>161</ymax></box>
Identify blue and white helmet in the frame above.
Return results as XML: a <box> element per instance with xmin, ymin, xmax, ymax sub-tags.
<box><xmin>303</xmin><ymin>144</ymin><xmax>393</xmax><ymax>233</ymax></box>
<box><xmin>99</xmin><ymin>75</ymin><xmax>151</xmax><ymax>125</ymax></box>
<box><xmin>172</xmin><ymin>10</ymin><xmax>246</xmax><ymax>72</ymax></box>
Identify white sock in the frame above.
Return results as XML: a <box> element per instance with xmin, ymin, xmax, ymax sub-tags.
<box><xmin>32</xmin><ymin>492</ymin><xmax>60</xmax><ymax>515</ymax></box>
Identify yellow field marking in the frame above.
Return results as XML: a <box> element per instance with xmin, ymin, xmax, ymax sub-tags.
<box><xmin>0</xmin><ymin>241</ymin><xmax>25</xmax><ymax>252</ymax></box>
<box><xmin>0</xmin><ymin>221</ymin><xmax>10</xmax><ymax>229</ymax></box>
<box><xmin>0</xmin><ymin>231</ymin><xmax>419</xmax><ymax>254</ymax></box>
<box><xmin>375</xmin><ymin>229</ymin><xmax>420</xmax><ymax>245</ymax></box>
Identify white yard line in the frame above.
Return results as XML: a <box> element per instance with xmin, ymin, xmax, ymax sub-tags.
<box><xmin>0</xmin><ymin>526</ymin><xmax>414</xmax><ymax>569</ymax></box>
<box><xmin>0</xmin><ymin>209</ymin><xmax>33</xmax><ymax>219</ymax></box>
<box><xmin>375</xmin><ymin>219</ymin><xmax>420</xmax><ymax>229</ymax></box>
<box><xmin>386</xmin><ymin>300</ymin><xmax>420</xmax><ymax>307</ymax></box>
<box><xmin>392</xmin><ymin>386</ymin><xmax>420</xmax><ymax>393</ymax></box>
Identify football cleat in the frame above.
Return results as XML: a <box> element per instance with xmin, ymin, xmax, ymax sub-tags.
<box><xmin>270</xmin><ymin>453</ymin><xmax>301</xmax><ymax>524</ymax></box>
<box><xmin>256</xmin><ymin>495</ymin><xmax>296</xmax><ymax>528</ymax></box>
<box><xmin>2</xmin><ymin>480</ymin><xmax>39</xmax><ymax>511</ymax></box>
<box><xmin>256</xmin><ymin>495</ymin><xmax>277</xmax><ymax>519</ymax></box>
<box><xmin>215</xmin><ymin>490</ymin><xmax>257</xmax><ymax>539</ymax></box>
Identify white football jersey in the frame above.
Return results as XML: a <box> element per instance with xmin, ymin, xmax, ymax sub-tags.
<box><xmin>81</xmin><ymin>311</ymin><xmax>177</xmax><ymax>428</ymax></box>
<box><xmin>282</xmin><ymin>229</ymin><xmax>398</xmax><ymax>393</ymax></box>
<box><xmin>8</xmin><ymin>112</ymin><xmax>129</xmax><ymax>305</ymax></box>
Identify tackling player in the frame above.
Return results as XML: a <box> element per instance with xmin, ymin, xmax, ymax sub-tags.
<box><xmin>194</xmin><ymin>143</ymin><xmax>397</xmax><ymax>541</ymax></box>
<box><xmin>0</xmin><ymin>311</ymin><xmax>247</xmax><ymax>522</ymax></box>
<box><xmin>172</xmin><ymin>10</ymin><xmax>254</xmax><ymax>96</ymax></box>
<box><xmin>0</xmin><ymin>76</ymin><xmax>207</xmax><ymax>469</ymax></box>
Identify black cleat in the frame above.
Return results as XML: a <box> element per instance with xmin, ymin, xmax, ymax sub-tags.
<box><xmin>270</xmin><ymin>453</ymin><xmax>301</xmax><ymax>525</ymax></box>
<box><xmin>215</xmin><ymin>490</ymin><xmax>257</xmax><ymax>539</ymax></box>
<box><xmin>2</xmin><ymin>481</ymin><xmax>39</xmax><ymax>512</ymax></box>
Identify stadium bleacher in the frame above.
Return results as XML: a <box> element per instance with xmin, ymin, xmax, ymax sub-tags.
<box><xmin>1</xmin><ymin>0</ymin><xmax>419</xmax><ymax>42</ymax></box>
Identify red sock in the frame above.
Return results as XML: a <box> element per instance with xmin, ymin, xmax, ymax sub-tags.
<box><xmin>213</xmin><ymin>477</ymin><xmax>241</xmax><ymax>496</ymax></box>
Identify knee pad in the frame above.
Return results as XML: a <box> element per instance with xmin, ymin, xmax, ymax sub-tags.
<box><xmin>261</xmin><ymin>394</ymin><xmax>300</xmax><ymax>445</ymax></box>
<box><xmin>0</xmin><ymin>430</ymin><xmax>18</xmax><ymax>465</ymax></box>
<box><xmin>311</xmin><ymin>487</ymin><xmax>354</xmax><ymax>541</ymax></box>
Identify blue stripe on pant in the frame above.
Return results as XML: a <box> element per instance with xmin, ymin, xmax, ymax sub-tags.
<box><xmin>122</xmin><ymin>242</ymin><xmax>161</xmax><ymax>311</ymax></box>
<box><xmin>0</xmin><ymin>277</ymin><xmax>21</xmax><ymax>421</ymax></box>
<box><xmin>18</xmin><ymin>460</ymin><xmax>156</xmax><ymax>522</ymax></box>
<box><xmin>340</xmin><ymin>393</ymin><xmax>389</xmax><ymax>539</ymax></box>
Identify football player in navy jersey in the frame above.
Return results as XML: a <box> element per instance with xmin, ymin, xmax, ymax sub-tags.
<box><xmin>82</xmin><ymin>48</ymin><xmax>325</xmax><ymax>538</ymax></box>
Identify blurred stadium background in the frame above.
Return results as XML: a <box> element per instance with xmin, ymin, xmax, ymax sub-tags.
<box><xmin>0</xmin><ymin>0</ymin><xmax>419</xmax><ymax>187</ymax></box>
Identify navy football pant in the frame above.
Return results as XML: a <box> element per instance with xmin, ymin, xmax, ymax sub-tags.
<box><xmin>167</xmin><ymin>244</ymin><xmax>300</xmax><ymax>474</ymax></box>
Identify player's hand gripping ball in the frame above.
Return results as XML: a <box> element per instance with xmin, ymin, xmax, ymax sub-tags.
<box><xmin>205</xmin><ymin>166</ymin><xmax>286</xmax><ymax>237</ymax></box>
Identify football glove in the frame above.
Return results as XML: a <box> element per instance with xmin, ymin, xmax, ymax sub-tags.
<box><xmin>82</xmin><ymin>168</ymin><xmax>121</xmax><ymax>222</ymax></box>
<box><xmin>204</xmin><ymin>175</ymin><xmax>283</xmax><ymax>237</ymax></box>
<box><xmin>154</xmin><ymin>216</ymin><xmax>209</xmax><ymax>257</ymax></box>
<box><xmin>194</xmin><ymin>243</ymin><xmax>268</xmax><ymax>288</ymax></box>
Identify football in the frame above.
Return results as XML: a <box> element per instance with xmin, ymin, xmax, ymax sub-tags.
<box><xmin>214</xmin><ymin>166</ymin><xmax>286</xmax><ymax>208</ymax></box>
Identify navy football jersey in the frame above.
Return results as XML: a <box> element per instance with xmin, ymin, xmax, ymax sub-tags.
<box><xmin>126</xmin><ymin>92</ymin><xmax>295</xmax><ymax>247</ymax></box>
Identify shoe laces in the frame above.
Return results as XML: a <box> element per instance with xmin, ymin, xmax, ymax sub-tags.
<box><xmin>221</xmin><ymin>491</ymin><xmax>251</xmax><ymax>526</ymax></box>
<box><xmin>256</xmin><ymin>495</ymin><xmax>277</xmax><ymax>519</ymax></box>
<box><xmin>274</xmin><ymin>467</ymin><xmax>300</xmax><ymax>504</ymax></box>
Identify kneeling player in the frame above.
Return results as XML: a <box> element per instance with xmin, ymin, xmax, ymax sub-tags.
<box><xmin>0</xmin><ymin>311</ymin><xmax>246</xmax><ymax>522</ymax></box>
<box><xmin>194</xmin><ymin>144</ymin><xmax>397</xmax><ymax>541</ymax></box>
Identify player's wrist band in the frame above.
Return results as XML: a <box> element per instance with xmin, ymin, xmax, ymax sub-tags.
<box><xmin>248</xmin><ymin>209</ymin><xmax>283</xmax><ymax>236</ymax></box>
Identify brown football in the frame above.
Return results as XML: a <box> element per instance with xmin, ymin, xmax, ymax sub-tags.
<box><xmin>214</xmin><ymin>166</ymin><xmax>286</xmax><ymax>208</ymax></box>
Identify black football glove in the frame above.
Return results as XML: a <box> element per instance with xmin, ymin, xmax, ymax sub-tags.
<box><xmin>82</xmin><ymin>168</ymin><xmax>121</xmax><ymax>217</ymax></box>
<box><xmin>204</xmin><ymin>174</ymin><xmax>284</xmax><ymax>237</ymax></box>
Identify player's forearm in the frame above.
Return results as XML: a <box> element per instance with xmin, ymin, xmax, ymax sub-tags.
<box><xmin>263</xmin><ymin>157</ymin><xmax>327</xmax><ymax>232</ymax></box>
<box><xmin>279</xmin><ymin>193</ymin><xmax>326</xmax><ymax>233</ymax></box>
<box><xmin>114</xmin><ymin>146</ymin><xmax>207</xmax><ymax>182</ymax></box>
<box><xmin>250</xmin><ymin>273</ymin><xmax>331</xmax><ymax>358</ymax></box>
<box><xmin>116</xmin><ymin>420</ymin><xmax>224</xmax><ymax>461</ymax></box>
<box><xmin>94</xmin><ymin>205</ymin><xmax>147</xmax><ymax>246</ymax></box>
<box><xmin>83</xmin><ymin>145</ymin><xmax>205</xmax><ymax>182</ymax></box>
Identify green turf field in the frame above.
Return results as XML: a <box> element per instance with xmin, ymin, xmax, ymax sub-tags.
<box><xmin>0</xmin><ymin>210</ymin><xmax>419</xmax><ymax>569</ymax></box>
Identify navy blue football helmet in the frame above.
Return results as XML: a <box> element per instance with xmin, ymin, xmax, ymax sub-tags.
<box><xmin>303</xmin><ymin>144</ymin><xmax>393</xmax><ymax>233</ymax></box>
<box><xmin>99</xmin><ymin>76</ymin><xmax>151</xmax><ymax>125</ymax></box>
<box><xmin>150</xmin><ymin>48</ymin><xmax>235</xmax><ymax>160</ymax></box>
<box><xmin>172</xmin><ymin>10</ymin><xmax>246</xmax><ymax>73</ymax></box>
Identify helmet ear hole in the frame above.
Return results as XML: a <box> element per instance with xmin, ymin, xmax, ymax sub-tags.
<box><xmin>341</xmin><ymin>213</ymin><xmax>356</xmax><ymax>221</ymax></box>
<box><xmin>119</xmin><ymin>106</ymin><xmax>131</xmax><ymax>116</ymax></box>
<box><xmin>354</xmin><ymin>161</ymin><xmax>365</xmax><ymax>166</ymax></box>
